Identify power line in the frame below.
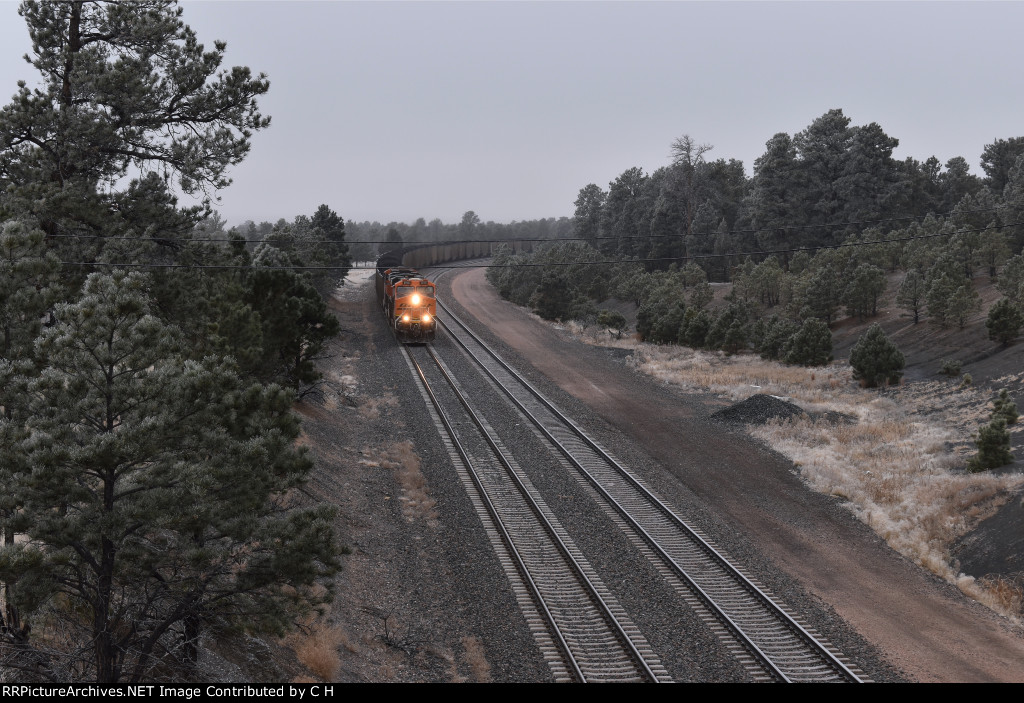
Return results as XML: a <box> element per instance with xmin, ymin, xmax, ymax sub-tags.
<box><xmin>37</xmin><ymin>204</ymin><xmax>1021</xmax><ymax>247</ymax></box>
<box><xmin>55</xmin><ymin>220</ymin><xmax>1022</xmax><ymax>271</ymax></box>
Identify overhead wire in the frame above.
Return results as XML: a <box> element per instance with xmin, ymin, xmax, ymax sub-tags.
<box><xmin>38</xmin><ymin>205</ymin><xmax>1020</xmax><ymax>247</ymax></box>
<box><xmin>53</xmin><ymin>220</ymin><xmax>1024</xmax><ymax>271</ymax></box>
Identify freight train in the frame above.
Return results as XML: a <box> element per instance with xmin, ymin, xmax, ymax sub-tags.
<box><xmin>375</xmin><ymin>260</ymin><xmax>437</xmax><ymax>343</ymax></box>
<box><xmin>374</xmin><ymin>240</ymin><xmax>535</xmax><ymax>343</ymax></box>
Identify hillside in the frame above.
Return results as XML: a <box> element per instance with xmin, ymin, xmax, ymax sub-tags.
<box><xmin>546</xmin><ymin>270</ymin><xmax>1022</xmax><ymax>613</ymax></box>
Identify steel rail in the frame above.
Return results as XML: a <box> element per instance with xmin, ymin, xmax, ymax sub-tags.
<box><xmin>404</xmin><ymin>344</ymin><xmax>662</xmax><ymax>682</ymax></box>
<box><xmin>402</xmin><ymin>345</ymin><xmax>586</xmax><ymax>681</ymax></box>
<box><xmin>436</xmin><ymin>299</ymin><xmax>863</xmax><ymax>683</ymax></box>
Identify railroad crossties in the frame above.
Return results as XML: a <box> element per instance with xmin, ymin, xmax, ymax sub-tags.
<box><xmin>304</xmin><ymin>267</ymin><xmax>1023</xmax><ymax>682</ymax></box>
<box><xmin>398</xmin><ymin>286</ymin><xmax>866</xmax><ymax>682</ymax></box>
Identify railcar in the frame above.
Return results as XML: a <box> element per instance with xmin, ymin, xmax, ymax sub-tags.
<box><xmin>375</xmin><ymin>264</ymin><xmax>437</xmax><ymax>343</ymax></box>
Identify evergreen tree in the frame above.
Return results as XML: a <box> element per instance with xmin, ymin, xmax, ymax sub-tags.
<box><xmin>986</xmin><ymin>298</ymin><xmax>1024</xmax><ymax>345</ymax></box>
<box><xmin>573</xmin><ymin>183</ymin><xmax>606</xmax><ymax>248</ymax></box>
<box><xmin>0</xmin><ymin>2</ymin><xmax>339</xmax><ymax>681</ymax></box>
<box><xmin>705</xmin><ymin>301</ymin><xmax>750</xmax><ymax>351</ymax></box>
<box><xmin>993</xmin><ymin>389</ymin><xmax>1019</xmax><ymax>426</ymax></box>
<box><xmin>946</xmin><ymin>282</ymin><xmax>981</xmax><ymax>329</ymax></box>
<box><xmin>996</xmin><ymin>253</ymin><xmax>1024</xmax><ymax>306</ymax></box>
<box><xmin>0</xmin><ymin>272</ymin><xmax>336</xmax><ymax>682</ymax></box>
<box><xmin>850</xmin><ymin>323</ymin><xmax>905</xmax><ymax>388</ymax></box>
<box><xmin>748</xmin><ymin>132</ymin><xmax>807</xmax><ymax>249</ymax></box>
<box><xmin>784</xmin><ymin>318</ymin><xmax>834</xmax><ymax>366</ymax></box>
<box><xmin>801</xmin><ymin>265</ymin><xmax>844</xmax><ymax>324</ymax></box>
<box><xmin>0</xmin><ymin>0</ymin><xmax>270</xmax><ymax>281</ymax></box>
<box><xmin>530</xmin><ymin>268</ymin><xmax>571</xmax><ymax>321</ymax></box>
<box><xmin>757</xmin><ymin>316</ymin><xmax>801</xmax><ymax>361</ymax></box>
<box><xmin>681</xmin><ymin>308</ymin><xmax>712</xmax><ymax>348</ymax></box>
<box><xmin>926</xmin><ymin>272</ymin><xmax>959</xmax><ymax>327</ymax></box>
<box><xmin>968</xmin><ymin>417</ymin><xmax>1013</xmax><ymax>472</ymax></box>
<box><xmin>303</xmin><ymin>204</ymin><xmax>351</xmax><ymax>297</ymax></box>
<box><xmin>843</xmin><ymin>263</ymin><xmax>886</xmax><ymax>320</ymax></box>
<box><xmin>246</xmin><ymin>244</ymin><xmax>341</xmax><ymax>394</ymax></box>
<box><xmin>895</xmin><ymin>269</ymin><xmax>926</xmax><ymax>324</ymax></box>
<box><xmin>980</xmin><ymin>137</ymin><xmax>1024</xmax><ymax>195</ymax></box>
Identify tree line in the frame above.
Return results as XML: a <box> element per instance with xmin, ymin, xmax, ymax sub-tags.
<box><xmin>1</xmin><ymin>1</ymin><xmax>343</xmax><ymax>683</ymax></box>
<box><xmin>489</xmin><ymin>109</ymin><xmax>1024</xmax><ymax>367</ymax></box>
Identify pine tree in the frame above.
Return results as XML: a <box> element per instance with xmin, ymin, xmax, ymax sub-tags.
<box><xmin>758</xmin><ymin>316</ymin><xmax>800</xmax><ymax>361</ymax></box>
<box><xmin>0</xmin><ymin>272</ymin><xmax>337</xmax><ymax>682</ymax></box>
<box><xmin>968</xmin><ymin>417</ymin><xmax>1013</xmax><ymax>472</ymax></box>
<box><xmin>986</xmin><ymin>297</ymin><xmax>1024</xmax><ymax>345</ymax></box>
<box><xmin>0</xmin><ymin>2</ymin><xmax>338</xmax><ymax>682</ymax></box>
<box><xmin>530</xmin><ymin>268</ymin><xmax>572</xmax><ymax>321</ymax></box>
<box><xmin>926</xmin><ymin>272</ymin><xmax>959</xmax><ymax>327</ymax></box>
<box><xmin>993</xmin><ymin>389</ymin><xmax>1019</xmax><ymax>426</ymax></box>
<box><xmin>784</xmin><ymin>318</ymin><xmax>834</xmax><ymax>366</ymax></box>
<box><xmin>245</xmin><ymin>244</ymin><xmax>341</xmax><ymax>395</ymax></box>
<box><xmin>801</xmin><ymin>265</ymin><xmax>843</xmax><ymax>324</ymax></box>
<box><xmin>850</xmin><ymin>323</ymin><xmax>905</xmax><ymax>388</ymax></box>
<box><xmin>895</xmin><ymin>269</ymin><xmax>926</xmax><ymax>324</ymax></box>
<box><xmin>843</xmin><ymin>263</ymin><xmax>886</xmax><ymax>320</ymax></box>
<box><xmin>946</xmin><ymin>282</ymin><xmax>981</xmax><ymax>329</ymax></box>
<box><xmin>996</xmin><ymin>253</ymin><xmax>1024</xmax><ymax>306</ymax></box>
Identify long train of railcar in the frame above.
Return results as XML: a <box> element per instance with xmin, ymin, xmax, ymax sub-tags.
<box><xmin>375</xmin><ymin>258</ymin><xmax>436</xmax><ymax>343</ymax></box>
<box><xmin>374</xmin><ymin>240</ymin><xmax>537</xmax><ymax>342</ymax></box>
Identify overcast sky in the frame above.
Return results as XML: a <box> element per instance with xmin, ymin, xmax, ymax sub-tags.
<box><xmin>1</xmin><ymin>1</ymin><xmax>1022</xmax><ymax>228</ymax></box>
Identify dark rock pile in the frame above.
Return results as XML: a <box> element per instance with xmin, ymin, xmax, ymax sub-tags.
<box><xmin>712</xmin><ymin>394</ymin><xmax>809</xmax><ymax>425</ymax></box>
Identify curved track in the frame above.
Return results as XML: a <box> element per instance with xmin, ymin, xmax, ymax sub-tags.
<box><xmin>431</xmin><ymin>295</ymin><xmax>866</xmax><ymax>683</ymax></box>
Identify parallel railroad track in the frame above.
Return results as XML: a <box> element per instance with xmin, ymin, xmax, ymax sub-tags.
<box><xmin>401</xmin><ymin>342</ymin><xmax>670</xmax><ymax>682</ymax></box>
<box><xmin>433</xmin><ymin>298</ymin><xmax>866</xmax><ymax>683</ymax></box>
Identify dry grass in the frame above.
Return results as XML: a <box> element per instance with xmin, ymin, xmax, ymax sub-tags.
<box><xmin>357</xmin><ymin>392</ymin><xmax>398</xmax><ymax>420</ymax></box>
<box><xmin>461</xmin><ymin>635</ymin><xmax>491</xmax><ymax>682</ymax></box>
<box><xmin>390</xmin><ymin>440</ymin><xmax>439</xmax><ymax>525</ymax></box>
<box><xmin>571</xmin><ymin>327</ymin><xmax>1024</xmax><ymax>617</ymax></box>
<box><xmin>441</xmin><ymin>646</ymin><xmax>468</xmax><ymax>683</ymax></box>
<box><xmin>358</xmin><ymin>441</ymin><xmax>438</xmax><ymax>526</ymax></box>
<box><xmin>288</xmin><ymin>623</ymin><xmax>344</xmax><ymax>682</ymax></box>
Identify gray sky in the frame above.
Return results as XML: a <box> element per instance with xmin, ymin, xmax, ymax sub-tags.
<box><xmin>1</xmin><ymin>1</ymin><xmax>1022</xmax><ymax>228</ymax></box>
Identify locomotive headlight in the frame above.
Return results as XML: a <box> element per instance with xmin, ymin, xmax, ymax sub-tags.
<box><xmin>411</xmin><ymin>294</ymin><xmax>421</xmax><ymax>305</ymax></box>
<box><xmin>402</xmin><ymin>314</ymin><xmax>410</xmax><ymax>322</ymax></box>
<box><xmin>422</xmin><ymin>313</ymin><xmax>431</xmax><ymax>323</ymax></box>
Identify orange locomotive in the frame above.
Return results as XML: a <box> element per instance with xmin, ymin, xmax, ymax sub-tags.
<box><xmin>375</xmin><ymin>265</ymin><xmax>437</xmax><ymax>343</ymax></box>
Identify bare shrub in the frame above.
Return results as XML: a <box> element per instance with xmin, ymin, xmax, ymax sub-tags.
<box><xmin>289</xmin><ymin>624</ymin><xmax>343</xmax><ymax>681</ymax></box>
<box><xmin>976</xmin><ymin>576</ymin><xmax>1024</xmax><ymax>616</ymax></box>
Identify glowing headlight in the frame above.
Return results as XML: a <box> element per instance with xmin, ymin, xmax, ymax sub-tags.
<box><xmin>422</xmin><ymin>313</ymin><xmax>431</xmax><ymax>323</ymax></box>
<box><xmin>402</xmin><ymin>314</ymin><xmax>410</xmax><ymax>322</ymax></box>
<box><xmin>411</xmin><ymin>294</ymin><xmax>421</xmax><ymax>305</ymax></box>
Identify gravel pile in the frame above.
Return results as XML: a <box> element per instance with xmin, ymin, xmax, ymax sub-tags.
<box><xmin>712</xmin><ymin>394</ymin><xmax>809</xmax><ymax>425</ymax></box>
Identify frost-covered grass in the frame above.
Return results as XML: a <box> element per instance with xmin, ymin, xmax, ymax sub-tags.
<box><xmin>567</xmin><ymin>324</ymin><xmax>1024</xmax><ymax>617</ymax></box>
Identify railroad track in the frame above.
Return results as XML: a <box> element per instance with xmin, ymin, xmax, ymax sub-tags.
<box><xmin>401</xmin><ymin>342</ymin><xmax>670</xmax><ymax>682</ymax></box>
<box><xmin>432</xmin><ymin>298</ymin><xmax>867</xmax><ymax>683</ymax></box>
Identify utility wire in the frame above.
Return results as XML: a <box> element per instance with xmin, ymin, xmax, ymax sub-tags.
<box><xmin>39</xmin><ymin>205</ymin><xmax>1020</xmax><ymax>247</ymax></box>
<box><xmin>55</xmin><ymin>220</ymin><xmax>1023</xmax><ymax>271</ymax></box>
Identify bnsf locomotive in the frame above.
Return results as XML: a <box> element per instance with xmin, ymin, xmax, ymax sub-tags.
<box><xmin>375</xmin><ymin>265</ymin><xmax>437</xmax><ymax>343</ymax></box>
